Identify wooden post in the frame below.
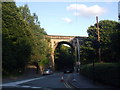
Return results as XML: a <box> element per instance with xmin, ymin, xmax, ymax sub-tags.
<box><xmin>96</xmin><ymin>16</ymin><xmax>101</xmax><ymax>62</ymax></box>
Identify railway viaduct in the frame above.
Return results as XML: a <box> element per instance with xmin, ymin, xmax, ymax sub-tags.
<box><xmin>45</xmin><ymin>35</ymin><xmax>87</xmax><ymax>68</ymax></box>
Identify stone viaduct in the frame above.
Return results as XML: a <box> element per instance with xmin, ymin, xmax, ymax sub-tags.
<box><xmin>45</xmin><ymin>35</ymin><xmax>87</xmax><ymax>68</ymax></box>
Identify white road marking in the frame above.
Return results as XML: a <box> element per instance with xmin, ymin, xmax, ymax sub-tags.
<box><xmin>63</xmin><ymin>74</ymin><xmax>73</xmax><ymax>88</ymax></box>
<box><xmin>20</xmin><ymin>85</ymin><xmax>31</xmax><ymax>88</ymax></box>
<box><xmin>31</xmin><ymin>86</ymin><xmax>42</xmax><ymax>88</ymax></box>
<box><xmin>19</xmin><ymin>85</ymin><xmax>42</xmax><ymax>88</ymax></box>
<box><xmin>1</xmin><ymin>73</ymin><xmax>62</xmax><ymax>88</ymax></box>
<box><xmin>1</xmin><ymin>76</ymin><xmax>45</xmax><ymax>87</ymax></box>
<box><xmin>64</xmin><ymin>82</ymin><xmax>71</xmax><ymax>88</ymax></box>
<box><xmin>1</xmin><ymin>74</ymin><xmax>56</xmax><ymax>87</ymax></box>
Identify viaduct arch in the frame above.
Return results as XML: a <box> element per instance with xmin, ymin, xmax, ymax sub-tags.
<box><xmin>45</xmin><ymin>35</ymin><xmax>86</xmax><ymax>68</ymax></box>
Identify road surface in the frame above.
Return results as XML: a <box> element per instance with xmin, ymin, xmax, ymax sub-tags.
<box><xmin>1</xmin><ymin>73</ymin><xmax>72</xmax><ymax>90</ymax></box>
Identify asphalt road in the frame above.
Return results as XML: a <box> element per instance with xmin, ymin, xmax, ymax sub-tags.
<box><xmin>2</xmin><ymin>73</ymin><xmax>72</xmax><ymax>90</ymax></box>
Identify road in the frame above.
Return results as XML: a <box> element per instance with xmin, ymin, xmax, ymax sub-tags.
<box><xmin>2</xmin><ymin>72</ymin><xmax>114</xmax><ymax>90</ymax></box>
<box><xmin>2</xmin><ymin>73</ymin><xmax>73</xmax><ymax>90</ymax></box>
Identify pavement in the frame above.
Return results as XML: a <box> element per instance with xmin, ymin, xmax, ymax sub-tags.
<box><xmin>2</xmin><ymin>66</ymin><xmax>41</xmax><ymax>83</ymax></box>
<box><xmin>65</xmin><ymin>72</ymin><xmax>116</xmax><ymax>89</ymax></box>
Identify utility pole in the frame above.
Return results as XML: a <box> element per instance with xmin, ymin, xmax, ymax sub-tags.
<box><xmin>96</xmin><ymin>16</ymin><xmax>101</xmax><ymax>62</ymax></box>
<box><xmin>77</xmin><ymin>39</ymin><xmax>80</xmax><ymax>63</ymax></box>
<box><xmin>77</xmin><ymin>38</ymin><xmax>80</xmax><ymax>72</ymax></box>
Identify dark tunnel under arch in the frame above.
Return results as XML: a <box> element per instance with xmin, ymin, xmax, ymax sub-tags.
<box><xmin>54</xmin><ymin>41</ymin><xmax>75</xmax><ymax>71</ymax></box>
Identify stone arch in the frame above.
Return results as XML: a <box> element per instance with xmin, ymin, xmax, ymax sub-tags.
<box><xmin>45</xmin><ymin>35</ymin><xmax>87</xmax><ymax>69</ymax></box>
<box><xmin>51</xmin><ymin>41</ymin><xmax>75</xmax><ymax>69</ymax></box>
<box><xmin>45</xmin><ymin>35</ymin><xmax>75</xmax><ymax>69</ymax></box>
<box><xmin>54</xmin><ymin>41</ymin><xmax>75</xmax><ymax>71</ymax></box>
<box><xmin>54</xmin><ymin>41</ymin><xmax>75</xmax><ymax>55</ymax></box>
<box><xmin>56</xmin><ymin>41</ymin><xmax>74</xmax><ymax>49</ymax></box>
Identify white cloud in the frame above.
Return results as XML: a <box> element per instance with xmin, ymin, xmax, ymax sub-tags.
<box><xmin>62</xmin><ymin>17</ymin><xmax>72</xmax><ymax>23</ymax></box>
<box><xmin>67</xmin><ymin>4</ymin><xmax>106</xmax><ymax>17</ymax></box>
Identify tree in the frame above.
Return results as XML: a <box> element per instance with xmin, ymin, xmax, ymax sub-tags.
<box><xmin>2</xmin><ymin>2</ymin><xmax>32</xmax><ymax>74</ymax></box>
<box><xmin>18</xmin><ymin>4</ymin><xmax>52</xmax><ymax>72</ymax></box>
<box><xmin>80</xmin><ymin>38</ymin><xmax>96</xmax><ymax>65</ymax></box>
<box><xmin>110</xmin><ymin>23</ymin><xmax>120</xmax><ymax>62</ymax></box>
<box><xmin>87</xmin><ymin>20</ymin><xmax>119</xmax><ymax>62</ymax></box>
<box><xmin>2</xmin><ymin>2</ymin><xmax>52</xmax><ymax>75</ymax></box>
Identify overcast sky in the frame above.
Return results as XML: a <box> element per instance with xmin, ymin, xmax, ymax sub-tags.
<box><xmin>16</xmin><ymin>1</ymin><xmax>119</xmax><ymax>36</ymax></box>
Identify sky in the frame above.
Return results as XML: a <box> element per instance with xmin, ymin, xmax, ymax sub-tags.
<box><xmin>16</xmin><ymin>1</ymin><xmax>119</xmax><ymax>37</ymax></box>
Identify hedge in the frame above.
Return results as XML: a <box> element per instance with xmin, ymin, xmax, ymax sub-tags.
<box><xmin>80</xmin><ymin>63</ymin><xmax>120</xmax><ymax>87</ymax></box>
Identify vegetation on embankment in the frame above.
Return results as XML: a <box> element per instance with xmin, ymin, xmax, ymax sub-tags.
<box><xmin>2</xmin><ymin>2</ymin><xmax>52</xmax><ymax>76</ymax></box>
<box><xmin>79</xmin><ymin>19</ymin><xmax>120</xmax><ymax>88</ymax></box>
<box><xmin>80</xmin><ymin>20</ymin><xmax>120</xmax><ymax>64</ymax></box>
<box><xmin>80</xmin><ymin>63</ymin><xmax>120</xmax><ymax>87</ymax></box>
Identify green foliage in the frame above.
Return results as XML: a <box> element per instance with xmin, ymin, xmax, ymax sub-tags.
<box><xmin>80</xmin><ymin>63</ymin><xmax>120</xmax><ymax>87</ymax></box>
<box><xmin>110</xmin><ymin>23</ymin><xmax>120</xmax><ymax>62</ymax></box>
<box><xmin>17</xmin><ymin>4</ymin><xmax>52</xmax><ymax>69</ymax></box>
<box><xmin>86</xmin><ymin>20</ymin><xmax>119</xmax><ymax>62</ymax></box>
<box><xmin>2</xmin><ymin>2</ymin><xmax>51</xmax><ymax>75</ymax></box>
<box><xmin>18</xmin><ymin>4</ymin><xmax>51</xmax><ymax>66</ymax></box>
<box><xmin>76</xmin><ymin>19</ymin><xmax>120</xmax><ymax>88</ymax></box>
<box><xmin>80</xmin><ymin>37</ymin><xmax>97</xmax><ymax>65</ymax></box>
<box><xmin>54</xmin><ymin>45</ymin><xmax>74</xmax><ymax>71</ymax></box>
<box><xmin>38</xmin><ymin>38</ymin><xmax>52</xmax><ymax>68</ymax></box>
<box><xmin>2</xmin><ymin>2</ymin><xmax>32</xmax><ymax>74</ymax></box>
<box><xmin>80</xmin><ymin>45</ymin><xmax>96</xmax><ymax>64</ymax></box>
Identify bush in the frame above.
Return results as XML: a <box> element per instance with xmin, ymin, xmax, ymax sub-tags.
<box><xmin>80</xmin><ymin>63</ymin><xmax>120</xmax><ymax>87</ymax></box>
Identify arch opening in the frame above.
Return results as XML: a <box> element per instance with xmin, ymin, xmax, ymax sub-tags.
<box><xmin>54</xmin><ymin>41</ymin><xmax>75</xmax><ymax>71</ymax></box>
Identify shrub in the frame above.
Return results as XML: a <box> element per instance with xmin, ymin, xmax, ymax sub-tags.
<box><xmin>80</xmin><ymin>63</ymin><xmax>120</xmax><ymax>87</ymax></box>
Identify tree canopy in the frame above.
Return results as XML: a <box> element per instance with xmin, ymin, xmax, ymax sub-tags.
<box><xmin>2</xmin><ymin>2</ymin><xmax>51</xmax><ymax>75</ymax></box>
<box><xmin>80</xmin><ymin>20</ymin><xmax>120</xmax><ymax>65</ymax></box>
